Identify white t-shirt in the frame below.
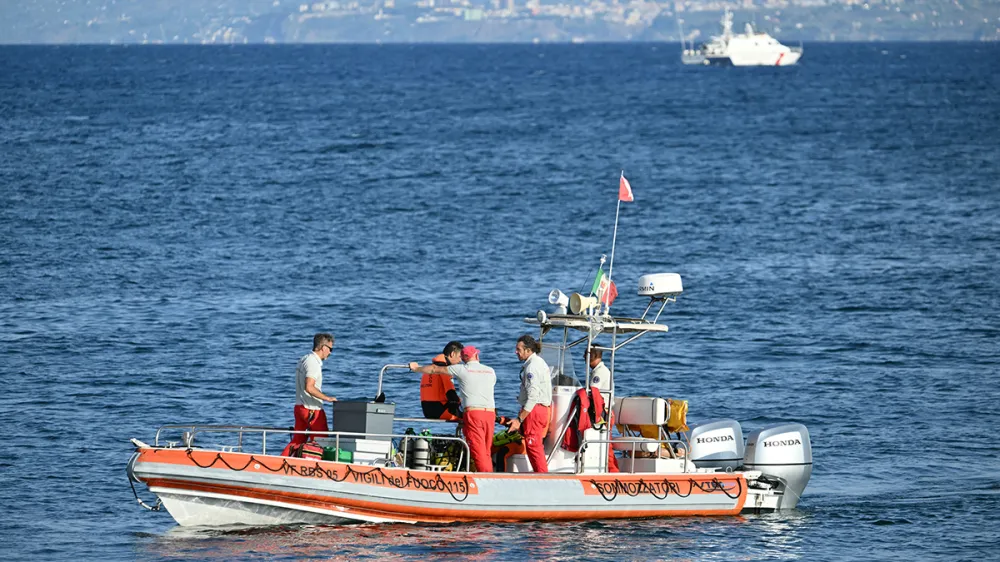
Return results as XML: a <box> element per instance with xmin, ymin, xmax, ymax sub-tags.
<box><xmin>447</xmin><ymin>361</ymin><xmax>496</xmax><ymax>409</ymax></box>
<box><xmin>590</xmin><ymin>361</ymin><xmax>613</xmax><ymax>392</ymax></box>
<box><xmin>295</xmin><ymin>352</ymin><xmax>324</xmax><ymax>410</ymax></box>
<box><xmin>518</xmin><ymin>353</ymin><xmax>553</xmax><ymax>411</ymax></box>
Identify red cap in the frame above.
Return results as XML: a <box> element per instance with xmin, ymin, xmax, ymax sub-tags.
<box><xmin>461</xmin><ymin>346</ymin><xmax>480</xmax><ymax>361</ymax></box>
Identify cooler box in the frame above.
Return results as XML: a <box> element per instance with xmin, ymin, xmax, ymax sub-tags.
<box><xmin>331</xmin><ymin>400</ymin><xmax>395</xmax><ymax>441</ymax></box>
<box><xmin>316</xmin><ymin>437</ymin><xmax>391</xmax><ymax>463</ymax></box>
<box><xmin>321</xmin><ymin>447</ymin><xmax>354</xmax><ymax>463</ymax></box>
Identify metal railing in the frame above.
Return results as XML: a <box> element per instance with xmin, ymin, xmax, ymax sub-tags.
<box><xmin>153</xmin><ymin>424</ymin><xmax>471</xmax><ymax>471</ymax></box>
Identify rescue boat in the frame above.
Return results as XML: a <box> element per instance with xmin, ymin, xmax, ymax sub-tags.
<box><xmin>127</xmin><ymin>273</ymin><xmax>812</xmax><ymax>526</ymax></box>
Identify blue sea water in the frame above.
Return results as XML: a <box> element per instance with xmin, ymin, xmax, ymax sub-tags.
<box><xmin>1</xmin><ymin>42</ymin><xmax>999</xmax><ymax>560</ymax></box>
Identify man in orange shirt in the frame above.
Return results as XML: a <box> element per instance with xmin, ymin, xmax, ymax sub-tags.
<box><xmin>420</xmin><ymin>341</ymin><xmax>462</xmax><ymax>421</ymax></box>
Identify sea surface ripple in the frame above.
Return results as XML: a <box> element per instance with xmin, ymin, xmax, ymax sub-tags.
<box><xmin>1</xmin><ymin>43</ymin><xmax>999</xmax><ymax>560</ymax></box>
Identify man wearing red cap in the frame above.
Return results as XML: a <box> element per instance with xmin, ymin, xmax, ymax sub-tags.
<box><xmin>410</xmin><ymin>344</ymin><xmax>497</xmax><ymax>472</ymax></box>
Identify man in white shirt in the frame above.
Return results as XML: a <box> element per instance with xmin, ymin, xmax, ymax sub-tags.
<box><xmin>281</xmin><ymin>333</ymin><xmax>337</xmax><ymax>457</ymax></box>
<box><xmin>410</xmin><ymin>343</ymin><xmax>497</xmax><ymax>472</ymax></box>
<box><xmin>587</xmin><ymin>346</ymin><xmax>620</xmax><ymax>472</ymax></box>
<box><xmin>586</xmin><ymin>347</ymin><xmax>612</xmax><ymax>392</ymax></box>
<box><xmin>508</xmin><ymin>334</ymin><xmax>553</xmax><ymax>473</ymax></box>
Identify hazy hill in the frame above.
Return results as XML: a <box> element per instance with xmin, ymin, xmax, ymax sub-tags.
<box><xmin>2</xmin><ymin>0</ymin><xmax>998</xmax><ymax>43</ymax></box>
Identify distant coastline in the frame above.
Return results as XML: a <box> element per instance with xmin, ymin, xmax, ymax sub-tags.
<box><xmin>2</xmin><ymin>1</ymin><xmax>998</xmax><ymax>44</ymax></box>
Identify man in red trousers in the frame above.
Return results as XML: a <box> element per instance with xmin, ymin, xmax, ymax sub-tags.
<box><xmin>508</xmin><ymin>334</ymin><xmax>552</xmax><ymax>473</ymax></box>
<box><xmin>281</xmin><ymin>333</ymin><xmax>337</xmax><ymax>457</ymax></box>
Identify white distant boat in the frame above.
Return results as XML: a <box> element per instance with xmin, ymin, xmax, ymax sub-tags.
<box><xmin>681</xmin><ymin>9</ymin><xmax>802</xmax><ymax>66</ymax></box>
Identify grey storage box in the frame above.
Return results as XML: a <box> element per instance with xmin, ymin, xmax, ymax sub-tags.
<box><xmin>331</xmin><ymin>400</ymin><xmax>395</xmax><ymax>440</ymax></box>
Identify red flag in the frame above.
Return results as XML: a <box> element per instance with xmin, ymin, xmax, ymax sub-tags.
<box><xmin>619</xmin><ymin>174</ymin><xmax>633</xmax><ymax>202</ymax></box>
<box><xmin>600</xmin><ymin>280</ymin><xmax>618</xmax><ymax>307</ymax></box>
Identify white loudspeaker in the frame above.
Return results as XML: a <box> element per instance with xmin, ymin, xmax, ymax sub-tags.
<box><xmin>549</xmin><ymin>289</ymin><xmax>570</xmax><ymax>314</ymax></box>
<box><xmin>569</xmin><ymin>293</ymin><xmax>599</xmax><ymax>315</ymax></box>
<box><xmin>548</xmin><ymin>289</ymin><xmax>569</xmax><ymax>307</ymax></box>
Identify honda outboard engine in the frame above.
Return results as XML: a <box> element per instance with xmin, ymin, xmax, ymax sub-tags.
<box><xmin>743</xmin><ymin>423</ymin><xmax>812</xmax><ymax>509</ymax></box>
<box><xmin>687</xmin><ymin>419</ymin><xmax>744</xmax><ymax>472</ymax></box>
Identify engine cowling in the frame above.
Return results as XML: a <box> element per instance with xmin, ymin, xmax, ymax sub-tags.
<box><xmin>743</xmin><ymin>423</ymin><xmax>812</xmax><ymax>509</ymax></box>
<box><xmin>687</xmin><ymin>419</ymin><xmax>744</xmax><ymax>472</ymax></box>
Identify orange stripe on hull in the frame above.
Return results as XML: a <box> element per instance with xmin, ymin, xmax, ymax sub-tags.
<box><xmin>580</xmin><ymin>474</ymin><xmax>744</xmax><ymax>497</ymax></box>
<box><xmin>140</xmin><ymin>448</ymin><xmax>478</xmax><ymax>496</ymax></box>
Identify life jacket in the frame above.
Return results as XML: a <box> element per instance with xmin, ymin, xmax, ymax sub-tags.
<box><xmin>492</xmin><ymin>429</ymin><xmax>522</xmax><ymax>448</ymax></box>
<box><xmin>420</xmin><ymin>354</ymin><xmax>461</xmax><ymax>421</ymax></box>
<box><xmin>561</xmin><ymin>386</ymin><xmax>607</xmax><ymax>453</ymax></box>
<box><xmin>491</xmin><ymin>433</ymin><xmax>525</xmax><ymax>473</ymax></box>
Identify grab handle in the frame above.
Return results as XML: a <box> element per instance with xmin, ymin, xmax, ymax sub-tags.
<box><xmin>377</xmin><ymin>364</ymin><xmax>411</xmax><ymax>398</ymax></box>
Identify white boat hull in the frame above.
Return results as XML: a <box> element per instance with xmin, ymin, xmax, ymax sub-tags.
<box><xmin>725</xmin><ymin>49</ymin><xmax>802</xmax><ymax>66</ymax></box>
<box><xmin>154</xmin><ymin>489</ymin><xmax>357</xmax><ymax>526</ymax></box>
<box><xmin>132</xmin><ymin>447</ymin><xmax>749</xmax><ymax>526</ymax></box>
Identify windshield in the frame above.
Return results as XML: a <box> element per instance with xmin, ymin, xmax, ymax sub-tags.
<box><xmin>540</xmin><ymin>344</ymin><xmax>582</xmax><ymax>388</ymax></box>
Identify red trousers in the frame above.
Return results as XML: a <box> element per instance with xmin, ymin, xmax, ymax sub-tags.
<box><xmin>522</xmin><ymin>405</ymin><xmax>550</xmax><ymax>473</ymax></box>
<box><xmin>280</xmin><ymin>405</ymin><xmax>328</xmax><ymax>457</ymax></box>
<box><xmin>462</xmin><ymin>409</ymin><xmax>495</xmax><ymax>472</ymax></box>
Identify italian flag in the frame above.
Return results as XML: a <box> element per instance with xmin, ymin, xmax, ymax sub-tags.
<box><xmin>590</xmin><ymin>268</ymin><xmax>619</xmax><ymax>307</ymax></box>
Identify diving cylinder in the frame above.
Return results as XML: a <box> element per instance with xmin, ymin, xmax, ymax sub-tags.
<box><xmin>413</xmin><ymin>437</ymin><xmax>430</xmax><ymax>470</ymax></box>
<box><xmin>687</xmin><ymin>419</ymin><xmax>744</xmax><ymax>472</ymax></box>
<box><xmin>743</xmin><ymin>423</ymin><xmax>813</xmax><ymax>509</ymax></box>
<box><xmin>403</xmin><ymin>435</ymin><xmax>414</xmax><ymax>467</ymax></box>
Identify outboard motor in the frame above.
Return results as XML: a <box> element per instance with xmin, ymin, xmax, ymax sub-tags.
<box><xmin>743</xmin><ymin>423</ymin><xmax>812</xmax><ymax>509</ymax></box>
<box><xmin>687</xmin><ymin>419</ymin><xmax>744</xmax><ymax>472</ymax></box>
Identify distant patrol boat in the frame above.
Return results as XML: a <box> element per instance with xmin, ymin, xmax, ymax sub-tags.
<box><xmin>682</xmin><ymin>9</ymin><xmax>803</xmax><ymax>66</ymax></box>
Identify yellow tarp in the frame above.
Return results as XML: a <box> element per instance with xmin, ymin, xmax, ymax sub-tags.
<box><xmin>667</xmin><ymin>399</ymin><xmax>689</xmax><ymax>433</ymax></box>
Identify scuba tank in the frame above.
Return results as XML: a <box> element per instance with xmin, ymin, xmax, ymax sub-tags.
<box><xmin>403</xmin><ymin>428</ymin><xmax>417</xmax><ymax>468</ymax></box>
<box><xmin>413</xmin><ymin>430</ymin><xmax>431</xmax><ymax>470</ymax></box>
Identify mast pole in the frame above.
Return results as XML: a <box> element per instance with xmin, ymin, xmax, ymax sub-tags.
<box><xmin>606</xmin><ymin>171</ymin><xmax>624</xmax><ymax>315</ymax></box>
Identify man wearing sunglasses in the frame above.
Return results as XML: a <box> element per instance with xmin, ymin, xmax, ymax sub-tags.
<box><xmin>281</xmin><ymin>333</ymin><xmax>338</xmax><ymax>457</ymax></box>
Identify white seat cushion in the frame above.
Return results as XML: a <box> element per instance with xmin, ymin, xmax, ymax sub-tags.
<box><xmin>613</xmin><ymin>397</ymin><xmax>668</xmax><ymax>426</ymax></box>
<box><xmin>611</xmin><ymin>437</ymin><xmax>660</xmax><ymax>453</ymax></box>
